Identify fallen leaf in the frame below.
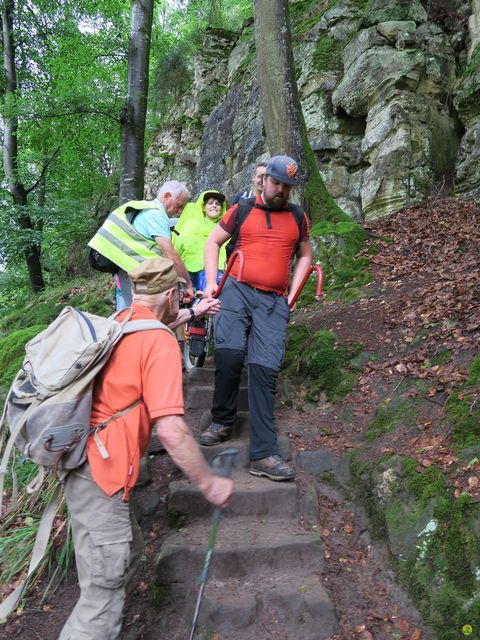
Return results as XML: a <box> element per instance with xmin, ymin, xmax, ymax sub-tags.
<box><xmin>395</xmin><ymin>617</ymin><xmax>410</xmax><ymax>633</ymax></box>
<box><xmin>411</xmin><ymin>629</ymin><xmax>421</xmax><ymax>640</ymax></box>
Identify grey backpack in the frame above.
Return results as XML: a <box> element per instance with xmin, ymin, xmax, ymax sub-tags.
<box><xmin>0</xmin><ymin>306</ymin><xmax>169</xmax><ymax>618</ymax></box>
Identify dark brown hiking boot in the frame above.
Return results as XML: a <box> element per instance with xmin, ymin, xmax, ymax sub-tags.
<box><xmin>199</xmin><ymin>422</ymin><xmax>233</xmax><ymax>446</ymax></box>
<box><xmin>249</xmin><ymin>455</ymin><xmax>296</xmax><ymax>481</ymax></box>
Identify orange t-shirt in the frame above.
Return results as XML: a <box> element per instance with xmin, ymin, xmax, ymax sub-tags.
<box><xmin>87</xmin><ymin>303</ymin><xmax>184</xmax><ymax>500</ymax></box>
<box><xmin>220</xmin><ymin>197</ymin><xmax>309</xmax><ymax>294</ymax></box>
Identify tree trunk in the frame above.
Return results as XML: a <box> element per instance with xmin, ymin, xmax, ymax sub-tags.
<box><xmin>253</xmin><ymin>0</ymin><xmax>347</xmax><ymax>223</ymax></box>
<box><xmin>119</xmin><ymin>0</ymin><xmax>155</xmax><ymax>204</ymax></box>
<box><xmin>2</xmin><ymin>0</ymin><xmax>45</xmax><ymax>291</ymax></box>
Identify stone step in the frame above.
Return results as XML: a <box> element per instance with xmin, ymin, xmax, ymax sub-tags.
<box><xmin>199</xmin><ymin>434</ymin><xmax>292</xmax><ymax>468</ymax></box>
<box><xmin>199</xmin><ymin>409</ymin><xmax>249</xmax><ymax>434</ymax></box>
<box><xmin>156</xmin><ymin>516</ymin><xmax>323</xmax><ymax>586</ymax></box>
<box><xmin>167</xmin><ymin>470</ymin><xmax>299</xmax><ymax>519</ymax></box>
<box><xmin>186</xmin><ymin>365</ymin><xmax>248</xmax><ymax>385</ymax></box>
<box><xmin>201</xmin><ymin>437</ymin><xmax>250</xmax><ymax>468</ymax></box>
<box><xmin>186</xmin><ymin>365</ymin><xmax>215</xmax><ymax>384</ymax></box>
<box><xmin>182</xmin><ymin>573</ymin><xmax>338</xmax><ymax>640</ymax></box>
<box><xmin>185</xmin><ymin>385</ymin><xmax>249</xmax><ymax>410</ymax></box>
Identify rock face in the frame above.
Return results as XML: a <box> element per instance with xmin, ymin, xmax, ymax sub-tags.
<box><xmin>145</xmin><ymin>0</ymin><xmax>479</xmax><ymax>221</ymax></box>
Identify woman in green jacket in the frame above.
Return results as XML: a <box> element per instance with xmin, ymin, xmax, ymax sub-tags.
<box><xmin>173</xmin><ymin>190</ymin><xmax>227</xmax><ymax>291</ymax></box>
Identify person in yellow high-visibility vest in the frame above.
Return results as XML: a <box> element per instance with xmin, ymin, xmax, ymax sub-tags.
<box><xmin>89</xmin><ymin>181</ymin><xmax>194</xmax><ymax>310</ymax></box>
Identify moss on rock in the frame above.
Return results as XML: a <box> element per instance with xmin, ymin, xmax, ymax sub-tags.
<box><xmin>447</xmin><ymin>354</ymin><xmax>480</xmax><ymax>450</ymax></box>
<box><xmin>308</xmin><ymin>220</ymin><xmax>369</xmax><ymax>303</ymax></box>
<box><xmin>282</xmin><ymin>325</ymin><xmax>362</xmax><ymax>402</ymax></box>
<box><xmin>351</xmin><ymin>454</ymin><xmax>480</xmax><ymax>639</ymax></box>
<box><xmin>313</xmin><ymin>34</ymin><xmax>343</xmax><ymax>73</ymax></box>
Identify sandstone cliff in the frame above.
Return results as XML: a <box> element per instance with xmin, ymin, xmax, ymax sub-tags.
<box><xmin>145</xmin><ymin>0</ymin><xmax>480</xmax><ymax>221</ymax></box>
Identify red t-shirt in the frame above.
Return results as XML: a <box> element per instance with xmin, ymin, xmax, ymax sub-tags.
<box><xmin>220</xmin><ymin>197</ymin><xmax>309</xmax><ymax>294</ymax></box>
<box><xmin>87</xmin><ymin>304</ymin><xmax>184</xmax><ymax>500</ymax></box>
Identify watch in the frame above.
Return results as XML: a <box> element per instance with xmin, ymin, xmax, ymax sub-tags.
<box><xmin>189</xmin><ymin>307</ymin><xmax>195</xmax><ymax>321</ymax></box>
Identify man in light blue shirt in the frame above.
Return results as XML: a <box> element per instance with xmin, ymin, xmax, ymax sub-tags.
<box><xmin>116</xmin><ymin>181</ymin><xmax>194</xmax><ymax>309</ymax></box>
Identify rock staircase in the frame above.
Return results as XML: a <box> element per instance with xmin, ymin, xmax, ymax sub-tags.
<box><xmin>153</xmin><ymin>365</ymin><xmax>338</xmax><ymax>640</ymax></box>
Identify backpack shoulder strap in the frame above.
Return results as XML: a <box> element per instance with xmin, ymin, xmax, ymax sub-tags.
<box><xmin>122</xmin><ymin>319</ymin><xmax>173</xmax><ymax>336</ymax></box>
<box><xmin>287</xmin><ymin>203</ymin><xmax>305</xmax><ymax>240</ymax></box>
<box><xmin>228</xmin><ymin>197</ymin><xmax>256</xmax><ymax>253</ymax></box>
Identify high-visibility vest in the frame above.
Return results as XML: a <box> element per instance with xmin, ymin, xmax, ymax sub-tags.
<box><xmin>88</xmin><ymin>200</ymin><xmax>165</xmax><ymax>272</ymax></box>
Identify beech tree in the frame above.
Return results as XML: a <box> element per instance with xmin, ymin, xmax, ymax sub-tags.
<box><xmin>253</xmin><ymin>0</ymin><xmax>346</xmax><ymax>223</ymax></box>
<box><xmin>0</xmin><ymin>0</ymin><xmax>128</xmax><ymax>292</ymax></box>
<box><xmin>1</xmin><ymin>0</ymin><xmax>45</xmax><ymax>291</ymax></box>
<box><xmin>119</xmin><ymin>0</ymin><xmax>155</xmax><ymax>202</ymax></box>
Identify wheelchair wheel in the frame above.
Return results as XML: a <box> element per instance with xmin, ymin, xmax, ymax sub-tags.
<box><xmin>183</xmin><ymin>338</ymin><xmax>206</xmax><ymax>371</ymax></box>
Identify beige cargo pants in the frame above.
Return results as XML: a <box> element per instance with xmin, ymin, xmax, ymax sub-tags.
<box><xmin>58</xmin><ymin>464</ymin><xmax>144</xmax><ymax>640</ymax></box>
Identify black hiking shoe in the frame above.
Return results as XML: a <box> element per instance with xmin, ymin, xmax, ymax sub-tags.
<box><xmin>249</xmin><ymin>455</ymin><xmax>296</xmax><ymax>481</ymax></box>
<box><xmin>199</xmin><ymin>422</ymin><xmax>233</xmax><ymax>446</ymax></box>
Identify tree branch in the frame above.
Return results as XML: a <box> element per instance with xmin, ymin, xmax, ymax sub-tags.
<box><xmin>25</xmin><ymin>134</ymin><xmax>67</xmax><ymax>195</ymax></box>
<box><xmin>29</xmin><ymin>107</ymin><xmax>121</xmax><ymax>123</ymax></box>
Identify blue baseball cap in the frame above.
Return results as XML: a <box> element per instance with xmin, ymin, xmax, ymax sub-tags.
<box><xmin>265</xmin><ymin>155</ymin><xmax>300</xmax><ymax>186</ymax></box>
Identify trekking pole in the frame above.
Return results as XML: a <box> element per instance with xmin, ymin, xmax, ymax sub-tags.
<box><xmin>213</xmin><ymin>250</ymin><xmax>244</xmax><ymax>298</ymax></box>
<box><xmin>188</xmin><ymin>447</ymin><xmax>238</xmax><ymax>640</ymax></box>
<box><xmin>288</xmin><ymin>265</ymin><xmax>324</xmax><ymax>309</ymax></box>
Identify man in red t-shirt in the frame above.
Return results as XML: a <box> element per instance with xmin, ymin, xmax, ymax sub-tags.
<box><xmin>201</xmin><ymin>155</ymin><xmax>312</xmax><ymax>481</ymax></box>
<box><xmin>59</xmin><ymin>258</ymin><xmax>233</xmax><ymax>640</ymax></box>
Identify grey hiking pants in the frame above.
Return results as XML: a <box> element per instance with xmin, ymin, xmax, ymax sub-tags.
<box><xmin>58</xmin><ymin>464</ymin><xmax>143</xmax><ymax>640</ymax></box>
<box><xmin>211</xmin><ymin>277</ymin><xmax>290</xmax><ymax>460</ymax></box>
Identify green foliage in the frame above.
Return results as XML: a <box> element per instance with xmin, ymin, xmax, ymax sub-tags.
<box><xmin>0</xmin><ymin>0</ymin><xmax>128</xmax><ymax>289</ymax></box>
<box><xmin>0</xmin><ymin>471</ymin><xmax>72</xmax><ymax>602</ymax></box>
<box><xmin>447</xmin><ymin>354</ymin><xmax>480</xmax><ymax>450</ymax></box>
<box><xmin>0</xmin><ymin>274</ymin><xmax>114</xmax><ymax>334</ymax></box>
<box><xmin>282</xmin><ymin>325</ymin><xmax>362</xmax><ymax>401</ymax></box>
<box><xmin>0</xmin><ymin>325</ymin><xmax>47</xmax><ymax>394</ymax></box>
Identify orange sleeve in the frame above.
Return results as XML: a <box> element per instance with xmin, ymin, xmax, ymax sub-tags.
<box><xmin>219</xmin><ymin>204</ymin><xmax>239</xmax><ymax>234</ymax></box>
<box><xmin>140</xmin><ymin>331</ymin><xmax>184</xmax><ymax>419</ymax></box>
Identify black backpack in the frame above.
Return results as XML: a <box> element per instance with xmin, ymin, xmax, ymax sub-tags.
<box><xmin>225</xmin><ymin>197</ymin><xmax>305</xmax><ymax>259</ymax></box>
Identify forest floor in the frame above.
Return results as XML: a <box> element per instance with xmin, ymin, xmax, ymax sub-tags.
<box><xmin>1</xmin><ymin>196</ymin><xmax>479</xmax><ymax>640</ymax></box>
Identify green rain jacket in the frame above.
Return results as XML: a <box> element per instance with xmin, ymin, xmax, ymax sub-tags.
<box><xmin>173</xmin><ymin>190</ymin><xmax>227</xmax><ymax>272</ymax></box>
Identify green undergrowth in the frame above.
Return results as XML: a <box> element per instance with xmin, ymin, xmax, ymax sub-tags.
<box><xmin>447</xmin><ymin>354</ymin><xmax>480</xmax><ymax>450</ymax></box>
<box><xmin>0</xmin><ymin>471</ymin><xmax>72</xmax><ymax>603</ymax></box>
<box><xmin>0</xmin><ymin>275</ymin><xmax>114</xmax><ymax>608</ymax></box>
<box><xmin>0</xmin><ymin>274</ymin><xmax>113</xmax><ymax>335</ymax></box>
<box><xmin>0</xmin><ymin>325</ymin><xmax>47</xmax><ymax>395</ymax></box>
<box><xmin>0</xmin><ymin>275</ymin><xmax>114</xmax><ymax>396</ymax></box>
<box><xmin>282</xmin><ymin>324</ymin><xmax>362</xmax><ymax>403</ymax></box>
<box><xmin>298</xmin><ymin>219</ymin><xmax>370</xmax><ymax>305</ymax></box>
<box><xmin>350</xmin><ymin>454</ymin><xmax>480</xmax><ymax>639</ymax></box>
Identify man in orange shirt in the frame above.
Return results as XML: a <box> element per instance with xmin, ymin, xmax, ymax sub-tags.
<box><xmin>59</xmin><ymin>258</ymin><xmax>233</xmax><ymax>640</ymax></box>
<box><xmin>201</xmin><ymin>155</ymin><xmax>312</xmax><ymax>481</ymax></box>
